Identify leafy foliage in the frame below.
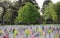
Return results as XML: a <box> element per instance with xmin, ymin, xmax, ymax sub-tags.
<box><xmin>3</xmin><ymin>8</ymin><xmax>14</xmax><ymax>24</ymax></box>
<box><xmin>41</xmin><ymin>0</ymin><xmax>51</xmax><ymax>13</ymax></box>
<box><xmin>54</xmin><ymin>2</ymin><xmax>60</xmax><ymax>23</ymax></box>
<box><xmin>15</xmin><ymin>2</ymin><xmax>40</xmax><ymax>24</ymax></box>
<box><xmin>43</xmin><ymin>2</ymin><xmax>57</xmax><ymax>23</ymax></box>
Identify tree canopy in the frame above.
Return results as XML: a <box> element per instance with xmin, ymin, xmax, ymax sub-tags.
<box><xmin>54</xmin><ymin>2</ymin><xmax>60</xmax><ymax>23</ymax></box>
<box><xmin>15</xmin><ymin>2</ymin><xmax>40</xmax><ymax>24</ymax></box>
<box><xmin>43</xmin><ymin>2</ymin><xmax>57</xmax><ymax>23</ymax></box>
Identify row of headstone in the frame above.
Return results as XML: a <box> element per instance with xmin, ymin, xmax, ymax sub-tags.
<box><xmin>0</xmin><ymin>25</ymin><xmax>60</xmax><ymax>38</ymax></box>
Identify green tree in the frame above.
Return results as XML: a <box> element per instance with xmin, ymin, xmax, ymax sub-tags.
<box><xmin>43</xmin><ymin>2</ymin><xmax>57</xmax><ymax>24</ymax></box>
<box><xmin>55</xmin><ymin>2</ymin><xmax>60</xmax><ymax>23</ymax></box>
<box><xmin>41</xmin><ymin>0</ymin><xmax>52</xmax><ymax>14</ymax></box>
<box><xmin>0</xmin><ymin>1</ymin><xmax>15</xmax><ymax>25</ymax></box>
<box><xmin>15</xmin><ymin>2</ymin><xmax>40</xmax><ymax>24</ymax></box>
<box><xmin>3</xmin><ymin>8</ymin><xmax>15</xmax><ymax>24</ymax></box>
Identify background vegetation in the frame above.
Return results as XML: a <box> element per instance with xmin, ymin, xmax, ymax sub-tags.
<box><xmin>0</xmin><ymin>0</ymin><xmax>60</xmax><ymax>25</ymax></box>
